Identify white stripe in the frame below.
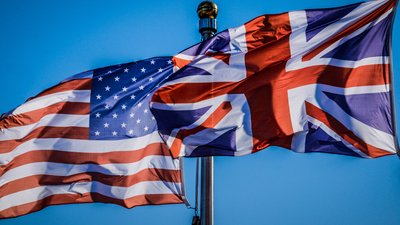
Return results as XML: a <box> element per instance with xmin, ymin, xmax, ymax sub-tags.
<box><xmin>0</xmin><ymin>131</ymin><xmax>164</xmax><ymax>165</ymax></box>
<box><xmin>288</xmin><ymin>56</ymin><xmax>389</xmax><ymax>70</ymax></box>
<box><xmin>0</xmin><ymin>155</ymin><xmax>180</xmax><ymax>187</ymax></box>
<box><xmin>0</xmin><ymin>180</ymin><xmax>181</xmax><ymax>212</ymax></box>
<box><xmin>9</xmin><ymin>90</ymin><xmax>91</xmax><ymax>116</ymax></box>
<box><xmin>0</xmin><ymin>114</ymin><xmax>89</xmax><ymax>141</ymax></box>
<box><xmin>173</xmin><ymin>53</ymin><xmax>197</xmax><ymax>61</ymax></box>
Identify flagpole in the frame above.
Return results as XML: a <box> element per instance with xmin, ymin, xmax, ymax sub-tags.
<box><xmin>197</xmin><ymin>2</ymin><xmax>218</xmax><ymax>225</ymax></box>
<box><xmin>389</xmin><ymin>0</ymin><xmax>400</xmax><ymax>157</ymax></box>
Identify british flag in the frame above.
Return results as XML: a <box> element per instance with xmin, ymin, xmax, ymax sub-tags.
<box><xmin>150</xmin><ymin>0</ymin><xmax>399</xmax><ymax>158</ymax></box>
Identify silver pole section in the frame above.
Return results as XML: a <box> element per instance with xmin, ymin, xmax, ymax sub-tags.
<box><xmin>200</xmin><ymin>157</ymin><xmax>214</xmax><ymax>225</ymax></box>
<box><xmin>197</xmin><ymin>2</ymin><xmax>218</xmax><ymax>225</ymax></box>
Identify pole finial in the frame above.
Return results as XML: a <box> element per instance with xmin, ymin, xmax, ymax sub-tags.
<box><xmin>197</xmin><ymin>1</ymin><xmax>218</xmax><ymax>40</ymax></box>
<box><xmin>197</xmin><ymin>1</ymin><xmax>218</xmax><ymax>19</ymax></box>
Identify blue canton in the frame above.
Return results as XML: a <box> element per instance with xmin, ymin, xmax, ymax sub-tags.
<box><xmin>89</xmin><ymin>57</ymin><xmax>173</xmax><ymax>140</ymax></box>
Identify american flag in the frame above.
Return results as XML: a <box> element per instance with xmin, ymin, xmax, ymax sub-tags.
<box><xmin>150</xmin><ymin>0</ymin><xmax>398</xmax><ymax>158</ymax></box>
<box><xmin>0</xmin><ymin>57</ymin><xmax>185</xmax><ymax>219</ymax></box>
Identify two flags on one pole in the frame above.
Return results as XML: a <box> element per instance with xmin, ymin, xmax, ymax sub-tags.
<box><xmin>0</xmin><ymin>57</ymin><xmax>185</xmax><ymax>219</ymax></box>
<box><xmin>150</xmin><ymin>0</ymin><xmax>399</xmax><ymax>158</ymax></box>
<box><xmin>1</xmin><ymin>0</ymin><xmax>399</xmax><ymax>220</ymax></box>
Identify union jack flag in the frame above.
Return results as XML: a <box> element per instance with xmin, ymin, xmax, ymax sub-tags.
<box><xmin>150</xmin><ymin>0</ymin><xmax>399</xmax><ymax>158</ymax></box>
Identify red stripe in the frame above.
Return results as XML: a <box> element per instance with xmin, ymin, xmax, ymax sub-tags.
<box><xmin>285</xmin><ymin>64</ymin><xmax>390</xmax><ymax>88</ymax></box>
<box><xmin>205</xmin><ymin>52</ymin><xmax>231</xmax><ymax>65</ymax></box>
<box><xmin>302</xmin><ymin>0</ymin><xmax>394</xmax><ymax>61</ymax></box>
<box><xmin>0</xmin><ymin>192</ymin><xmax>183</xmax><ymax>219</ymax></box>
<box><xmin>25</xmin><ymin>78</ymin><xmax>92</xmax><ymax>102</ymax></box>
<box><xmin>152</xmin><ymin>82</ymin><xmax>235</xmax><ymax>104</ymax></box>
<box><xmin>0</xmin><ymin>142</ymin><xmax>172</xmax><ymax>176</ymax></box>
<box><xmin>0</xmin><ymin>126</ymin><xmax>89</xmax><ymax>154</ymax></box>
<box><xmin>244</xmin><ymin>13</ymin><xmax>292</xmax><ymax>77</ymax></box>
<box><xmin>0</xmin><ymin>167</ymin><xmax>181</xmax><ymax>198</ymax></box>
<box><xmin>0</xmin><ymin>102</ymin><xmax>90</xmax><ymax>129</ymax></box>
<box><xmin>169</xmin><ymin>101</ymin><xmax>232</xmax><ymax>157</ymax></box>
<box><xmin>172</xmin><ymin>57</ymin><xmax>192</xmax><ymax>69</ymax></box>
<box><xmin>305</xmin><ymin>101</ymin><xmax>393</xmax><ymax>158</ymax></box>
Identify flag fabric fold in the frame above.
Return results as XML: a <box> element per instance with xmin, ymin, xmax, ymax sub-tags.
<box><xmin>0</xmin><ymin>57</ymin><xmax>185</xmax><ymax>219</ymax></box>
<box><xmin>150</xmin><ymin>0</ymin><xmax>399</xmax><ymax>158</ymax></box>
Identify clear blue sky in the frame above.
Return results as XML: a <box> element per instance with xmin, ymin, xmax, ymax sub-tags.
<box><xmin>1</xmin><ymin>0</ymin><xmax>400</xmax><ymax>224</ymax></box>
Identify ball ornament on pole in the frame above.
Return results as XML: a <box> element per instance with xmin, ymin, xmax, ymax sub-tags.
<box><xmin>197</xmin><ymin>1</ymin><xmax>218</xmax><ymax>40</ymax></box>
<box><xmin>197</xmin><ymin>1</ymin><xmax>218</xmax><ymax>19</ymax></box>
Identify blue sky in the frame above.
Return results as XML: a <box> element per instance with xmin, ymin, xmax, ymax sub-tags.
<box><xmin>1</xmin><ymin>0</ymin><xmax>400</xmax><ymax>224</ymax></box>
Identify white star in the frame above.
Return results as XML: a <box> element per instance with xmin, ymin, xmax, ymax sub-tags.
<box><xmin>141</xmin><ymin>68</ymin><xmax>146</xmax><ymax>73</ymax></box>
<box><xmin>104</xmin><ymin>122</ymin><xmax>109</xmax><ymax>128</ymax></box>
<box><xmin>149</xmin><ymin>77</ymin><xmax>154</xmax><ymax>82</ymax></box>
<box><xmin>112</xmin><ymin>113</ymin><xmax>118</xmax><ymax>118</ymax></box>
<box><xmin>108</xmin><ymin>70</ymin><xmax>112</xmax><ymax>74</ymax></box>
<box><xmin>136</xmin><ymin>119</ymin><xmax>141</xmax><ymax>124</ymax></box>
<box><xmin>95</xmin><ymin>131</ymin><xmax>100</xmax><ymax>136</ymax></box>
<box><xmin>104</xmin><ymin>105</ymin><xmax>110</xmax><ymax>109</ymax></box>
<box><xmin>98</xmin><ymin>77</ymin><xmax>103</xmax><ymax>81</ymax></box>
<box><xmin>105</xmin><ymin>86</ymin><xmax>110</xmax><ymax>91</ymax></box>
<box><xmin>121</xmin><ymin>104</ymin><xmax>127</xmax><ymax>110</ymax></box>
<box><xmin>138</xmin><ymin>102</ymin><xmax>142</xmax><ymax>107</ymax></box>
<box><xmin>150</xmin><ymin>60</ymin><xmax>155</xmax><ymax>65</ymax></box>
<box><xmin>113</xmin><ymin>94</ymin><xmax>119</xmax><ymax>100</ymax></box>
<box><xmin>158</xmin><ymin>68</ymin><xmax>163</xmax><ymax>72</ymax></box>
<box><xmin>121</xmin><ymin>122</ymin><xmax>126</xmax><ymax>128</ymax></box>
<box><xmin>144</xmin><ymin>126</ymin><xmax>149</xmax><ymax>131</ymax></box>
<box><xmin>122</xmin><ymin>87</ymin><xmax>127</xmax><ymax>92</ymax></box>
<box><xmin>165</xmin><ymin>76</ymin><xmax>169</xmax><ymax>80</ymax></box>
<box><xmin>124</xmin><ymin>68</ymin><xmax>129</xmax><ymax>73</ymax></box>
<box><xmin>129</xmin><ymin>129</ymin><xmax>133</xmax><ymax>134</ymax></box>
<box><xmin>114</xmin><ymin>76</ymin><xmax>120</xmax><ymax>82</ymax></box>
<box><xmin>96</xmin><ymin>94</ymin><xmax>101</xmax><ymax>100</ymax></box>
<box><xmin>151</xmin><ymin>116</ymin><xmax>155</xmax><ymax>120</ymax></box>
<box><xmin>144</xmin><ymin>109</ymin><xmax>148</xmax><ymax>113</ymax></box>
<box><xmin>130</xmin><ymin>113</ymin><xmax>134</xmax><ymax>118</ymax></box>
<box><xmin>168</xmin><ymin>60</ymin><xmax>172</xmax><ymax>64</ymax></box>
<box><xmin>112</xmin><ymin>131</ymin><xmax>117</xmax><ymax>136</ymax></box>
<box><xmin>139</xmin><ymin>85</ymin><xmax>144</xmax><ymax>90</ymax></box>
<box><xmin>132</xmin><ymin>77</ymin><xmax>137</xmax><ymax>82</ymax></box>
<box><xmin>146</xmin><ymin>93</ymin><xmax>150</xmax><ymax>97</ymax></box>
<box><xmin>130</xmin><ymin>94</ymin><xmax>136</xmax><ymax>100</ymax></box>
<box><xmin>95</xmin><ymin>113</ymin><xmax>101</xmax><ymax>118</ymax></box>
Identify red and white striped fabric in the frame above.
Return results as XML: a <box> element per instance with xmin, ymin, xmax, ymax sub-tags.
<box><xmin>0</xmin><ymin>58</ymin><xmax>185</xmax><ymax>219</ymax></box>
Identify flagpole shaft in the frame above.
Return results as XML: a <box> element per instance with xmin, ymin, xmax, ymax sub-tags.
<box><xmin>200</xmin><ymin>157</ymin><xmax>214</xmax><ymax>225</ymax></box>
<box><xmin>197</xmin><ymin>2</ymin><xmax>218</xmax><ymax>225</ymax></box>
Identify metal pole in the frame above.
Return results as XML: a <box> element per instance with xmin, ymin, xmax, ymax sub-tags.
<box><xmin>200</xmin><ymin>157</ymin><xmax>214</xmax><ymax>225</ymax></box>
<box><xmin>197</xmin><ymin>2</ymin><xmax>218</xmax><ymax>225</ymax></box>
